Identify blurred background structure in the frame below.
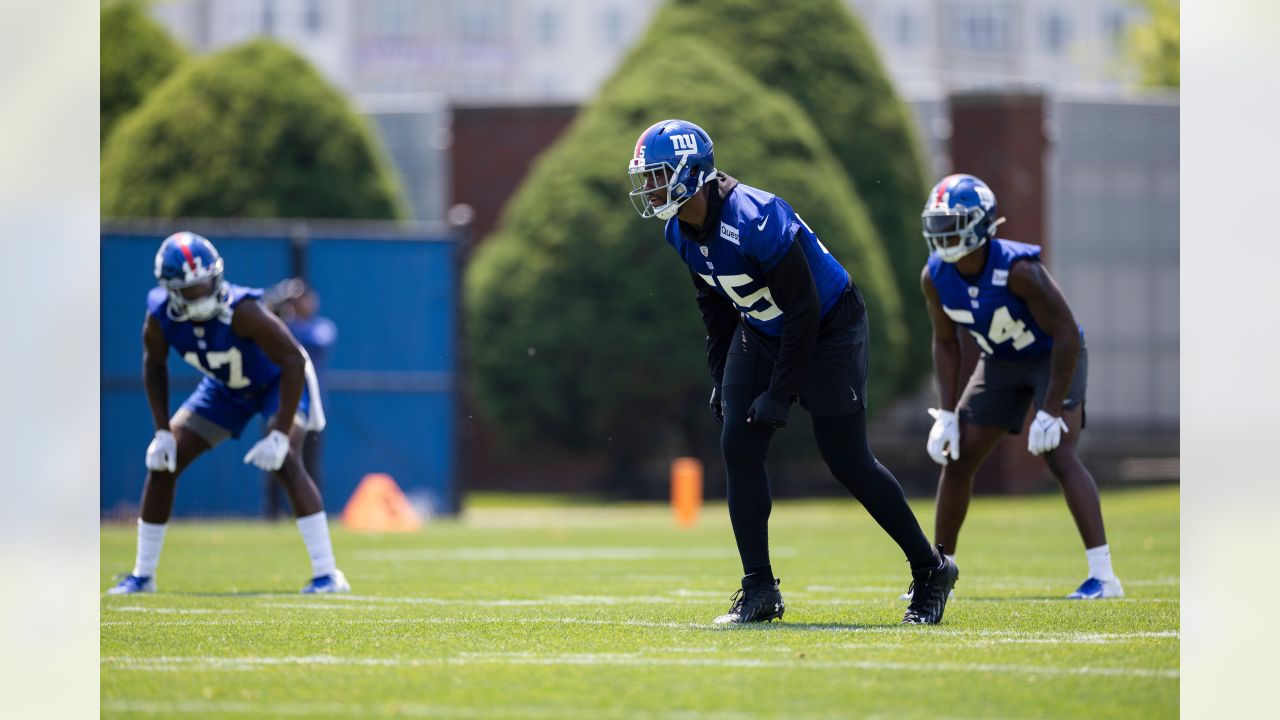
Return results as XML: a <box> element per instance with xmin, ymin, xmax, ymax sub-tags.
<box><xmin>101</xmin><ymin>0</ymin><xmax>1178</xmax><ymax>517</ymax></box>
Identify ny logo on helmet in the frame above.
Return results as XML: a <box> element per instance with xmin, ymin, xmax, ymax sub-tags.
<box><xmin>670</xmin><ymin>133</ymin><xmax>698</xmax><ymax>154</ymax></box>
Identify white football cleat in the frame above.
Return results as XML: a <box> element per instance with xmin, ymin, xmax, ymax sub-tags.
<box><xmin>107</xmin><ymin>575</ymin><xmax>156</xmax><ymax>595</ymax></box>
<box><xmin>1067</xmin><ymin>577</ymin><xmax>1124</xmax><ymax>599</ymax></box>
<box><xmin>301</xmin><ymin>569</ymin><xmax>351</xmax><ymax>594</ymax></box>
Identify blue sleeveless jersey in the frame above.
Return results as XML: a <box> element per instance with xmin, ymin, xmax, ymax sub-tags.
<box><xmin>665</xmin><ymin>182</ymin><xmax>850</xmax><ymax>337</ymax></box>
<box><xmin>147</xmin><ymin>284</ymin><xmax>283</xmax><ymax>396</ymax></box>
<box><xmin>927</xmin><ymin>239</ymin><xmax>1080</xmax><ymax>360</ymax></box>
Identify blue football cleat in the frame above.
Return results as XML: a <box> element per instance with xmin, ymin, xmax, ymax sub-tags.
<box><xmin>301</xmin><ymin>569</ymin><xmax>350</xmax><ymax>594</ymax></box>
<box><xmin>107</xmin><ymin>574</ymin><xmax>156</xmax><ymax>595</ymax></box>
<box><xmin>1067</xmin><ymin>577</ymin><xmax>1124</xmax><ymax>599</ymax></box>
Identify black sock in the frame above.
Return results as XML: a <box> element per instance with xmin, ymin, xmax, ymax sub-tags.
<box><xmin>744</xmin><ymin>567</ymin><xmax>775</xmax><ymax>587</ymax></box>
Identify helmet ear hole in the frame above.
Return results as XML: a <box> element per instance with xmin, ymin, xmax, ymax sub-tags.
<box><xmin>673</xmin><ymin>183</ymin><xmax>686</xmax><ymax>196</ymax></box>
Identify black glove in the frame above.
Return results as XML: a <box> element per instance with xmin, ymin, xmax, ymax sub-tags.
<box><xmin>746</xmin><ymin>391</ymin><xmax>792</xmax><ymax>429</ymax></box>
<box><xmin>709</xmin><ymin>385</ymin><xmax>724</xmax><ymax>425</ymax></box>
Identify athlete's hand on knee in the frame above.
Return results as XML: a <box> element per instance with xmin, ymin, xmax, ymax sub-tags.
<box><xmin>746</xmin><ymin>391</ymin><xmax>791</xmax><ymax>429</ymax></box>
<box><xmin>709</xmin><ymin>385</ymin><xmax>724</xmax><ymax>425</ymax></box>
<box><xmin>145</xmin><ymin>429</ymin><xmax>177</xmax><ymax>472</ymax></box>
<box><xmin>926</xmin><ymin>408</ymin><xmax>960</xmax><ymax>465</ymax></box>
<box><xmin>244</xmin><ymin>429</ymin><xmax>291</xmax><ymax>471</ymax></box>
<box><xmin>1027</xmin><ymin>410</ymin><xmax>1068</xmax><ymax>456</ymax></box>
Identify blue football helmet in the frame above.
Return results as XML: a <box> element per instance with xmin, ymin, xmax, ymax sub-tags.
<box><xmin>628</xmin><ymin>119</ymin><xmax>717</xmax><ymax>220</ymax></box>
<box><xmin>921</xmin><ymin>174</ymin><xmax>1006</xmax><ymax>263</ymax></box>
<box><xmin>153</xmin><ymin>231</ymin><xmax>229</xmax><ymax>321</ymax></box>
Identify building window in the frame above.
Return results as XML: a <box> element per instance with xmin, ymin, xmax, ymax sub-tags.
<box><xmin>1041</xmin><ymin>9</ymin><xmax>1071</xmax><ymax>54</ymax></box>
<box><xmin>305</xmin><ymin>0</ymin><xmax>325</xmax><ymax>33</ymax></box>
<box><xmin>460</xmin><ymin>1</ymin><xmax>505</xmax><ymax>41</ymax></box>
<box><xmin>949</xmin><ymin>3</ymin><xmax>1013</xmax><ymax>53</ymax></box>
<box><xmin>602</xmin><ymin>6</ymin><xmax>624</xmax><ymax>45</ymax></box>
<box><xmin>1102</xmin><ymin>5</ymin><xmax>1130</xmax><ymax>49</ymax></box>
<box><xmin>261</xmin><ymin>0</ymin><xmax>276</xmax><ymax>36</ymax></box>
<box><xmin>537</xmin><ymin>7</ymin><xmax>559</xmax><ymax>46</ymax></box>
<box><xmin>895</xmin><ymin>9</ymin><xmax>917</xmax><ymax>47</ymax></box>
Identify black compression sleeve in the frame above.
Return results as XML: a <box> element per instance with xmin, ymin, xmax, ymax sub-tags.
<box><xmin>763</xmin><ymin>238</ymin><xmax>819</xmax><ymax>399</ymax></box>
<box><xmin>692</xmin><ymin>271</ymin><xmax>739</xmax><ymax>386</ymax></box>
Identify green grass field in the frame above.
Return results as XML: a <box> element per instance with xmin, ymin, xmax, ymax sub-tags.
<box><xmin>101</xmin><ymin>486</ymin><xmax>1178</xmax><ymax>719</ymax></box>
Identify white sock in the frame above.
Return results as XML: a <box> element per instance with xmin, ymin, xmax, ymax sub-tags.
<box><xmin>1085</xmin><ymin>544</ymin><xmax>1116</xmax><ymax>581</ymax></box>
<box><xmin>296</xmin><ymin>511</ymin><xmax>337</xmax><ymax>578</ymax></box>
<box><xmin>132</xmin><ymin>520</ymin><xmax>168</xmax><ymax>578</ymax></box>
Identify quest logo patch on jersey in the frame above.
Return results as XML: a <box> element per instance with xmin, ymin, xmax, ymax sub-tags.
<box><xmin>992</xmin><ymin>269</ymin><xmax>1009</xmax><ymax>286</ymax></box>
<box><xmin>720</xmin><ymin>222</ymin><xmax>740</xmax><ymax>245</ymax></box>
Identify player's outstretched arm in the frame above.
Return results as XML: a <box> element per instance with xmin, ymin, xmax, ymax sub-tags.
<box><xmin>691</xmin><ymin>271</ymin><xmax>738</xmax><ymax>389</ymax></box>
<box><xmin>142</xmin><ymin>313</ymin><xmax>171</xmax><ymax>432</ymax></box>
<box><xmin>232</xmin><ymin>298</ymin><xmax>307</xmax><ymax>437</ymax></box>
<box><xmin>921</xmin><ymin>268</ymin><xmax>962</xmax><ymax>464</ymax></box>
<box><xmin>142</xmin><ymin>313</ymin><xmax>179</xmax><ymax>472</ymax></box>
<box><xmin>1008</xmin><ymin>260</ymin><xmax>1079</xmax><ymax>417</ymax></box>
<box><xmin>920</xmin><ymin>267</ymin><xmax>962</xmax><ymax>411</ymax></box>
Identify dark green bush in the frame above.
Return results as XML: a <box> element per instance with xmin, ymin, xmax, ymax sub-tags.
<box><xmin>101</xmin><ymin>1</ymin><xmax>187</xmax><ymax>145</ymax></box>
<box><xmin>102</xmin><ymin>40</ymin><xmax>403</xmax><ymax>220</ymax></box>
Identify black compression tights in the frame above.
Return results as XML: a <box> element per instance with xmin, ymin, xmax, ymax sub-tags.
<box><xmin>720</xmin><ymin>406</ymin><xmax>937</xmax><ymax>574</ymax></box>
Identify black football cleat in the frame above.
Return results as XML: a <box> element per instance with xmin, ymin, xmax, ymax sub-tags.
<box><xmin>714</xmin><ymin>576</ymin><xmax>785</xmax><ymax>624</ymax></box>
<box><xmin>902</xmin><ymin>547</ymin><xmax>959</xmax><ymax>625</ymax></box>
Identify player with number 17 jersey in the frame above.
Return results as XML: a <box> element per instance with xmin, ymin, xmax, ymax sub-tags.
<box><xmin>107</xmin><ymin>231</ymin><xmax>347</xmax><ymax>598</ymax></box>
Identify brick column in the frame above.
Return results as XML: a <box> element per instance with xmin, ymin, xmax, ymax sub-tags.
<box><xmin>949</xmin><ymin>91</ymin><xmax>1050</xmax><ymax>494</ymax></box>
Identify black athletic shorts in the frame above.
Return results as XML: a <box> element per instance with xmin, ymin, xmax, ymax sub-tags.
<box><xmin>721</xmin><ymin>284</ymin><xmax>868</xmax><ymax>417</ymax></box>
<box><xmin>957</xmin><ymin>345</ymin><xmax>1088</xmax><ymax>434</ymax></box>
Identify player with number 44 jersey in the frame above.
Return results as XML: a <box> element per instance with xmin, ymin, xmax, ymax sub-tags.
<box><xmin>919</xmin><ymin>174</ymin><xmax>1122</xmax><ymax>600</ymax></box>
<box><xmin>107</xmin><ymin>232</ymin><xmax>349</xmax><ymax>597</ymax></box>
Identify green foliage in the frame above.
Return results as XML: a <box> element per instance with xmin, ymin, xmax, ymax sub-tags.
<box><xmin>465</xmin><ymin>39</ymin><xmax>904</xmax><ymax>466</ymax></box>
<box><xmin>100</xmin><ymin>0</ymin><xmax>187</xmax><ymax>145</ymax></box>
<box><xmin>1128</xmin><ymin>0</ymin><xmax>1180</xmax><ymax>88</ymax></box>
<box><xmin>101</xmin><ymin>40</ymin><xmax>403</xmax><ymax>220</ymax></box>
<box><xmin>642</xmin><ymin>0</ymin><xmax>934</xmax><ymax>391</ymax></box>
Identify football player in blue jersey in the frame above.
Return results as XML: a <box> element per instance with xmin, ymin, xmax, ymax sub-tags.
<box><xmin>919</xmin><ymin>174</ymin><xmax>1122</xmax><ymax>599</ymax></box>
<box><xmin>107</xmin><ymin>232</ymin><xmax>350</xmax><ymax>595</ymax></box>
<box><xmin>629</xmin><ymin>119</ymin><xmax>958</xmax><ymax>625</ymax></box>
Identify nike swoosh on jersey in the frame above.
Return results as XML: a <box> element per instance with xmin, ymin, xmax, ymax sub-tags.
<box><xmin>757</xmin><ymin>216</ymin><xmax>769</xmax><ymax>231</ymax></box>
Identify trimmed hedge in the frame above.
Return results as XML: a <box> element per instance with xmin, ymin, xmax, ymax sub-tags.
<box><xmin>102</xmin><ymin>40</ymin><xmax>403</xmax><ymax>220</ymax></box>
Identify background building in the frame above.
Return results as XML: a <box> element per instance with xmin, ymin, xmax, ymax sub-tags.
<box><xmin>144</xmin><ymin>0</ymin><xmax>1178</xmax><ymax>485</ymax></box>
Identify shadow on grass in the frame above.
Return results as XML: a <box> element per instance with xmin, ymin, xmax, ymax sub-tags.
<box><xmin>709</xmin><ymin>622</ymin><xmax>903</xmax><ymax>632</ymax></box>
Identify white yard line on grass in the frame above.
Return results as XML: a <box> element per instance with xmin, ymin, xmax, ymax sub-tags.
<box><xmin>101</xmin><ymin>615</ymin><xmax>1179</xmax><ymax>641</ymax></box>
<box><xmin>101</xmin><ymin>698</ymin><xmax>904</xmax><ymax>720</ymax></box>
<box><xmin>101</xmin><ymin>652</ymin><xmax>1179</xmax><ymax>679</ymax></box>
<box><xmin>351</xmin><ymin>547</ymin><xmax>795</xmax><ymax>562</ymax></box>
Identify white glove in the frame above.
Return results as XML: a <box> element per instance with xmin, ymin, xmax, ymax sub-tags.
<box><xmin>926</xmin><ymin>408</ymin><xmax>960</xmax><ymax>466</ymax></box>
<box><xmin>145</xmin><ymin>429</ymin><xmax>177</xmax><ymax>472</ymax></box>
<box><xmin>243</xmin><ymin>430</ymin><xmax>291</xmax><ymax>471</ymax></box>
<box><xmin>1027</xmin><ymin>410</ymin><xmax>1069</xmax><ymax>456</ymax></box>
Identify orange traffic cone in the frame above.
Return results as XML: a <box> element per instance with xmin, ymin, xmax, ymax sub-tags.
<box><xmin>671</xmin><ymin>457</ymin><xmax>703</xmax><ymax>529</ymax></box>
<box><xmin>341</xmin><ymin>473</ymin><xmax>422</xmax><ymax>532</ymax></box>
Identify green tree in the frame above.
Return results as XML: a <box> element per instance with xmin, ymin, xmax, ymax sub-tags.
<box><xmin>465</xmin><ymin>39</ymin><xmax>904</xmax><ymax>481</ymax></box>
<box><xmin>100</xmin><ymin>0</ymin><xmax>186</xmax><ymax>145</ymax></box>
<box><xmin>640</xmin><ymin>0</ymin><xmax>934</xmax><ymax>391</ymax></box>
<box><xmin>101</xmin><ymin>40</ymin><xmax>403</xmax><ymax>220</ymax></box>
<box><xmin>1128</xmin><ymin>0</ymin><xmax>1179</xmax><ymax>88</ymax></box>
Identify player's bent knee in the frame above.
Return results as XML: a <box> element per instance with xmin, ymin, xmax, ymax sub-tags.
<box><xmin>1042</xmin><ymin>446</ymin><xmax>1079</xmax><ymax>477</ymax></box>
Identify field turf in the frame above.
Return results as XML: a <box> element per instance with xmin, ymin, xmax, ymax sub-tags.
<box><xmin>102</xmin><ymin>486</ymin><xmax>1178</xmax><ymax>718</ymax></box>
